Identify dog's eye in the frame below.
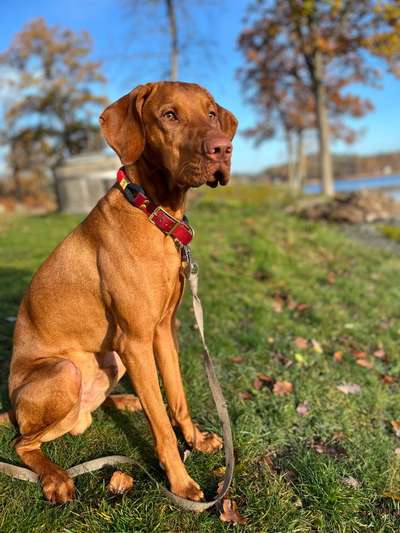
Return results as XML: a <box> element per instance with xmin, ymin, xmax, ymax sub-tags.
<box><xmin>208</xmin><ymin>111</ymin><xmax>216</xmax><ymax>120</ymax></box>
<box><xmin>163</xmin><ymin>111</ymin><xmax>178</xmax><ymax>121</ymax></box>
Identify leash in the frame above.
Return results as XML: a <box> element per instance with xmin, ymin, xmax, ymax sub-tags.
<box><xmin>0</xmin><ymin>261</ymin><xmax>234</xmax><ymax>511</ymax></box>
<box><xmin>0</xmin><ymin>170</ymin><xmax>235</xmax><ymax>511</ymax></box>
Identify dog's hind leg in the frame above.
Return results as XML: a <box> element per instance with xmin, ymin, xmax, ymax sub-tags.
<box><xmin>11</xmin><ymin>358</ymin><xmax>81</xmax><ymax>503</ymax></box>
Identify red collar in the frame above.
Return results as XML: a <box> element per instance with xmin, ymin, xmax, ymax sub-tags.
<box><xmin>116</xmin><ymin>167</ymin><xmax>194</xmax><ymax>247</ymax></box>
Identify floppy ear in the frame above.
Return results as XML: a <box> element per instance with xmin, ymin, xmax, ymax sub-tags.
<box><xmin>216</xmin><ymin>104</ymin><xmax>238</xmax><ymax>140</ymax></box>
<box><xmin>99</xmin><ymin>84</ymin><xmax>153</xmax><ymax>165</ymax></box>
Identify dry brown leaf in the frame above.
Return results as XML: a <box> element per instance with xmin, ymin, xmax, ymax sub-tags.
<box><xmin>310</xmin><ymin>440</ymin><xmax>347</xmax><ymax>458</ymax></box>
<box><xmin>373</xmin><ymin>349</ymin><xmax>386</xmax><ymax>359</ymax></box>
<box><xmin>382</xmin><ymin>491</ymin><xmax>400</xmax><ymax>502</ymax></box>
<box><xmin>337</xmin><ymin>383</ymin><xmax>361</xmax><ymax>394</ymax></box>
<box><xmin>258</xmin><ymin>373</ymin><xmax>275</xmax><ymax>384</ymax></box>
<box><xmin>294</xmin><ymin>336</ymin><xmax>308</xmax><ymax>350</ymax></box>
<box><xmin>342</xmin><ymin>476</ymin><xmax>360</xmax><ymax>488</ymax></box>
<box><xmin>311</xmin><ymin>339</ymin><xmax>323</xmax><ymax>354</ymax></box>
<box><xmin>107</xmin><ymin>471</ymin><xmax>134</xmax><ymax>495</ymax></box>
<box><xmin>239</xmin><ymin>390</ymin><xmax>254</xmax><ymax>400</ymax></box>
<box><xmin>327</xmin><ymin>272</ymin><xmax>336</xmax><ymax>284</ymax></box>
<box><xmin>267</xmin><ymin>336</ymin><xmax>274</xmax><ymax>343</ymax></box>
<box><xmin>287</xmin><ymin>297</ymin><xmax>298</xmax><ymax>310</ymax></box>
<box><xmin>352</xmin><ymin>350</ymin><xmax>367</xmax><ymax>359</ymax></box>
<box><xmin>273</xmin><ymin>380</ymin><xmax>293</xmax><ymax>396</ymax></box>
<box><xmin>219</xmin><ymin>499</ymin><xmax>247</xmax><ymax>525</ymax></box>
<box><xmin>296</xmin><ymin>401</ymin><xmax>309</xmax><ymax>416</ymax></box>
<box><xmin>296</xmin><ymin>303</ymin><xmax>310</xmax><ymax>313</ymax></box>
<box><xmin>395</xmin><ymin>448</ymin><xmax>400</xmax><ymax>455</ymax></box>
<box><xmin>272</xmin><ymin>295</ymin><xmax>284</xmax><ymax>313</ymax></box>
<box><xmin>232</xmin><ymin>356</ymin><xmax>244</xmax><ymax>364</ymax></box>
<box><xmin>381</xmin><ymin>374</ymin><xmax>397</xmax><ymax>384</ymax></box>
<box><xmin>333</xmin><ymin>351</ymin><xmax>343</xmax><ymax>363</ymax></box>
<box><xmin>252</xmin><ymin>377</ymin><xmax>263</xmax><ymax>390</ymax></box>
<box><xmin>391</xmin><ymin>420</ymin><xmax>400</xmax><ymax>437</ymax></box>
<box><xmin>356</xmin><ymin>358</ymin><xmax>374</xmax><ymax>369</ymax></box>
<box><xmin>273</xmin><ymin>351</ymin><xmax>293</xmax><ymax>367</ymax></box>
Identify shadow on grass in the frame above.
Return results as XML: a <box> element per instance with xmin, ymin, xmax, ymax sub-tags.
<box><xmin>0</xmin><ymin>267</ymin><xmax>32</xmax><ymax>410</ymax></box>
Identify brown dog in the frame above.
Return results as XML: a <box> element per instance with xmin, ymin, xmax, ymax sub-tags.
<box><xmin>7</xmin><ymin>82</ymin><xmax>237</xmax><ymax>503</ymax></box>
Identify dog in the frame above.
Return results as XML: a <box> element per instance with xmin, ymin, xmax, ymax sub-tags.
<box><xmin>6</xmin><ymin>82</ymin><xmax>237</xmax><ymax>503</ymax></box>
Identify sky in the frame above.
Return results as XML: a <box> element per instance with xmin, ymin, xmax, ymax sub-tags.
<box><xmin>1</xmin><ymin>0</ymin><xmax>399</xmax><ymax>174</ymax></box>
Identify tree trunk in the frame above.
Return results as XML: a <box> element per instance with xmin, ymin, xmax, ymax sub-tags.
<box><xmin>294</xmin><ymin>129</ymin><xmax>306</xmax><ymax>191</ymax></box>
<box><xmin>313</xmin><ymin>52</ymin><xmax>334</xmax><ymax>196</ymax></box>
<box><xmin>50</xmin><ymin>166</ymin><xmax>62</xmax><ymax>212</ymax></box>
<box><xmin>285</xmin><ymin>129</ymin><xmax>296</xmax><ymax>188</ymax></box>
<box><xmin>166</xmin><ymin>0</ymin><xmax>178</xmax><ymax>81</ymax></box>
<box><xmin>12</xmin><ymin>167</ymin><xmax>23</xmax><ymax>201</ymax></box>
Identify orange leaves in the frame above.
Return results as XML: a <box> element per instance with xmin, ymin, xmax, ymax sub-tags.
<box><xmin>219</xmin><ymin>499</ymin><xmax>247</xmax><ymax>525</ymax></box>
<box><xmin>273</xmin><ymin>380</ymin><xmax>294</xmax><ymax>396</ymax></box>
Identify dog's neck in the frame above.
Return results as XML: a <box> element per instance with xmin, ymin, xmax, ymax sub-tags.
<box><xmin>124</xmin><ymin>160</ymin><xmax>187</xmax><ymax>219</ymax></box>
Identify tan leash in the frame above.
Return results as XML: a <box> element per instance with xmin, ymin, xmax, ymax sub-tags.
<box><xmin>0</xmin><ymin>260</ymin><xmax>234</xmax><ymax>512</ymax></box>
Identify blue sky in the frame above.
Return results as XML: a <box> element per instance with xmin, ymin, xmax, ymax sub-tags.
<box><xmin>1</xmin><ymin>0</ymin><xmax>399</xmax><ymax>173</ymax></box>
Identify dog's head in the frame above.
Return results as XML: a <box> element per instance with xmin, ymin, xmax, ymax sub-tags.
<box><xmin>99</xmin><ymin>82</ymin><xmax>238</xmax><ymax>189</ymax></box>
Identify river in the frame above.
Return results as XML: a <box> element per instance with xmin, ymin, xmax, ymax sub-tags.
<box><xmin>303</xmin><ymin>174</ymin><xmax>400</xmax><ymax>200</ymax></box>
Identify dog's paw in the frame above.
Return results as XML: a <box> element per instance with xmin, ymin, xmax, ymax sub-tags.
<box><xmin>188</xmin><ymin>425</ymin><xmax>223</xmax><ymax>453</ymax></box>
<box><xmin>170</xmin><ymin>476</ymin><xmax>204</xmax><ymax>501</ymax></box>
<box><xmin>41</xmin><ymin>470</ymin><xmax>75</xmax><ymax>504</ymax></box>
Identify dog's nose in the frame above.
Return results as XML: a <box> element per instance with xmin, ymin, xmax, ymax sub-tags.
<box><xmin>204</xmin><ymin>135</ymin><xmax>232</xmax><ymax>161</ymax></box>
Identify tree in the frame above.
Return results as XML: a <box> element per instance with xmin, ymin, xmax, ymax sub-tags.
<box><xmin>0</xmin><ymin>18</ymin><xmax>107</xmax><ymax>205</ymax></box>
<box><xmin>238</xmin><ymin>0</ymin><xmax>400</xmax><ymax>196</ymax></box>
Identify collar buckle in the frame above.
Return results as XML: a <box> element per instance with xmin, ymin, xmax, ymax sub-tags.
<box><xmin>148</xmin><ymin>206</ymin><xmax>181</xmax><ymax>236</ymax></box>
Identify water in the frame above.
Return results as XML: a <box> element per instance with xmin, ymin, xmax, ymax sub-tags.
<box><xmin>304</xmin><ymin>174</ymin><xmax>400</xmax><ymax>200</ymax></box>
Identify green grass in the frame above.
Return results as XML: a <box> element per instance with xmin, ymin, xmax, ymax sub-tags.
<box><xmin>0</xmin><ymin>184</ymin><xmax>399</xmax><ymax>532</ymax></box>
<box><xmin>380</xmin><ymin>224</ymin><xmax>400</xmax><ymax>242</ymax></box>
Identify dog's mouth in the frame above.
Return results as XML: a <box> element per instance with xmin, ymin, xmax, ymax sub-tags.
<box><xmin>206</xmin><ymin>165</ymin><xmax>230</xmax><ymax>188</ymax></box>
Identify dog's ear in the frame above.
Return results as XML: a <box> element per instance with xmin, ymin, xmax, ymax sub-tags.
<box><xmin>216</xmin><ymin>104</ymin><xmax>238</xmax><ymax>141</ymax></box>
<box><xmin>99</xmin><ymin>84</ymin><xmax>153</xmax><ymax>164</ymax></box>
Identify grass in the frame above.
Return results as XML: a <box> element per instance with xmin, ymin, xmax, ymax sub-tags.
<box><xmin>380</xmin><ymin>224</ymin><xmax>400</xmax><ymax>242</ymax></box>
<box><xmin>0</xmin><ymin>183</ymin><xmax>399</xmax><ymax>532</ymax></box>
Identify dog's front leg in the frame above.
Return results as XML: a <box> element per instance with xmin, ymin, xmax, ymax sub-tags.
<box><xmin>120</xmin><ymin>336</ymin><xmax>204</xmax><ymax>501</ymax></box>
<box><xmin>154</xmin><ymin>316</ymin><xmax>223</xmax><ymax>453</ymax></box>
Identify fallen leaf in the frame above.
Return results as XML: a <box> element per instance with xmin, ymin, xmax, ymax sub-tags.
<box><xmin>327</xmin><ymin>272</ymin><xmax>336</xmax><ymax>284</ymax></box>
<box><xmin>273</xmin><ymin>380</ymin><xmax>293</xmax><ymax>396</ymax></box>
<box><xmin>231</xmin><ymin>356</ymin><xmax>243</xmax><ymax>364</ymax></box>
<box><xmin>107</xmin><ymin>471</ymin><xmax>134</xmax><ymax>495</ymax></box>
<box><xmin>311</xmin><ymin>339</ymin><xmax>323</xmax><ymax>354</ymax></box>
<box><xmin>352</xmin><ymin>350</ymin><xmax>367</xmax><ymax>359</ymax></box>
<box><xmin>310</xmin><ymin>440</ymin><xmax>347</xmax><ymax>458</ymax></box>
<box><xmin>273</xmin><ymin>351</ymin><xmax>293</xmax><ymax>367</ymax></box>
<box><xmin>239</xmin><ymin>390</ymin><xmax>254</xmax><ymax>400</ymax></box>
<box><xmin>337</xmin><ymin>383</ymin><xmax>361</xmax><ymax>395</ymax></box>
<box><xmin>287</xmin><ymin>297</ymin><xmax>298</xmax><ymax>310</ymax></box>
<box><xmin>219</xmin><ymin>499</ymin><xmax>247</xmax><ymax>525</ymax></box>
<box><xmin>294</xmin><ymin>352</ymin><xmax>306</xmax><ymax>365</ymax></box>
<box><xmin>381</xmin><ymin>374</ymin><xmax>396</xmax><ymax>384</ymax></box>
<box><xmin>332</xmin><ymin>431</ymin><xmax>345</xmax><ymax>440</ymax></box>
<box><xmin>257</xmin><ymin>374</ymin><xmax>275</xmax><ymax>390</ymax></box>
<box><xmin>356</xmin><ymin>359</ymin><xmax>374</xmax><ymax>369</ymax></box>
<box><xmin>294</xmin><ymin>336</ymin><xmax>308</xmax><ymax>350</ymax></box>
<box><xmin>382</xmin><ymin>491</ymin><xmax>400</xmax><ymax>502</ymax></box>
<box><xmin>282</xmin><ymin>469</ymin><xmax>297</xmax><ymax>482</ymax></box>
<box><xmin>213</xmin><ymin>466</ymin><xmax>226</xmax><ymax>478</ymax></box>
<box><xmin>296</xmin><ymin>401</ymin><xmax>309</xmax><ymax>416</ymax></box>
<box><xmin>333</xmin><ymin>351</ymin><xmax>343</xmax><ymax>363</ymax></box>
<box><xmin>216</xmin><ymin>480</ymin><xmax>225</xmax><ymax>496</ymax></box>
<box><xmin>272</xmin><ymin>294</ymin><xmax>284</xmax><ymax>313</ymax></box>
<box><xmin>391</xmin><ymin>420</ymin><xmax>400</xmax><ymax>437</ymax></box>
<box><xmin>296</xmin><ymin>303</ymin><xmax>310</xmax><ymax>313</ymax></box>
<box><xmin>252</xmin><ymin>377</ymin><xmax>263</xmax><ymax>390</ymax></box>
<box><xmin>395</xmin><ymin>448</ymin><xmax>400</xmax><ymax>455</ymax></box>
<box><xmin>175</xmin><ymin>318</ymin><xmax>181</xmax><ymax>329</ymax></box>
<box><xmin>373</xmin><ymin>349</ymin><xmax>386</xmax><ymax>359</ymax></box>
<box><xmin>183</xmin><ymin>449</ymin><xmax>191</xmax><ymax>463</ymax></box>
<box><xmin>342</xmin><ymin>476</ymin><xmax>360</xmax><ymax>488</ymax></box>
<box><xmin>267</xmin><ymin>336</ymin><xmax>274</xmax><ymax>343</ymax></box>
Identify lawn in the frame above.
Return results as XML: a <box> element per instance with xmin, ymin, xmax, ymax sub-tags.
<box><xmin>0</xmin><ymin>184</ymin><xmax>399</xmax><ymax>532</ymax></box>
